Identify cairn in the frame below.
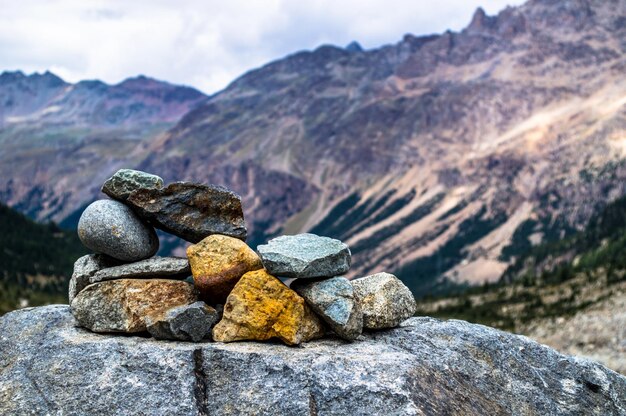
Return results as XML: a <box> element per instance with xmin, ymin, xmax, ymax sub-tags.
<box><xmin>69</xmin><ymin>169</ymin><xmax>416</xmax><ymax>344</ymax></box>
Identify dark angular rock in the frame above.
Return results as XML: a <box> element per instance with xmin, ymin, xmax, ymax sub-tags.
<box><xmin>2</xmin><ymin>306</ymin><xmax>625</xmax><ymax>415</ymax></box>
<box><xmin>352</xmin><ymin>272</ymin><xmax>416</xmax><ymax>329</ymax></box>
<box><xmin>146</xmin><ymin>301</ymin><xmax>220</xmax><ymax>342</ymax></box>
<box><xmin>90</xmin><ymin>256</ymin><xmax>190</xmax><ymax>284</ymax></box>
<box><xmin>123</xmin><ymin>182</ymin><xmax>247</xmax><ymax>243</ymax></box>
<box><xmin>77</xmin><ymin>200</ymin><xmax>159</xmax><ymax>262</ymax></box>
<box><xmin>68</xmin><ymin>254</ymin><xmax>121</xmax><ymax>303</ymax></box>
<box><xmin>257</xmin><ymin>233</ymin><xmax>351</xmax><ymax>279</ymax></box>
<box><xmin>101</xmin><ymin>169</ymin><xmax>163</xmax><ymax>201</ymax></box>
<box><xmin>292</xmin><ymin>276</ymin><xmax>362</xmax><ymax>341</ymax></box>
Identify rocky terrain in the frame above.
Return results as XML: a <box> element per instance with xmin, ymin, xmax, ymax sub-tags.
<box><xmin>1</xmin><ymin>305</ymin><xmax>625</xmax><ymax>415</ymax></box>
<box><xmin>1</xmin><ymin>0</ymin><xmax>625</xmax><ymax>296</ymax></box>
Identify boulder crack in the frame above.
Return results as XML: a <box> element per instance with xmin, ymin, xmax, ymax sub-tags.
<box><xmin>193</xmin><ymin>349</ymin><xmax>209</xmax><ymax>416</ymax></box>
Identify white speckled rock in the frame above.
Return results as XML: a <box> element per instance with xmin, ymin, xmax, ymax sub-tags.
<box><xmin>68</xmin><ymin>254</ymin><xmax>121</xmax><ymax>303</ymax></box>
<box><xmin>77</xmin><ymin>200</ymin><xmax>159</xmax><ymax>262</ymax></box>
<box><xmin>1</xmin><ymin>306</ymin><xmax>625</xmax><ymax>415</ymax></box>
<box><xmin>351</xmin><ymin>272</ymin><xmax>416</xmax><ymax>329</ymax></box>
<box><xmin>101</xmin><ymin>169</ymin><xmax>164</xmax><ymax>201</ymax></box>
<box><xmin>257</xmin><ymin>233</ymin><xmax>351</xmax><ymax>279</ymax></box>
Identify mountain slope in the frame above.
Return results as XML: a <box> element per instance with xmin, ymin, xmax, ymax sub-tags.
<box><xmin>1</xmin><ymin>0</ymin><xmax>625</xmax><ymax>296</ymax></box>
<box><xmin>0</xmin><ymin>203</ymin><xmax>87</xmax><ymax>314</ymax></box>
<box><xmin>0</xmin><ymin>71</ymin><xmax>207</xmax><ymax>223</ymax></box>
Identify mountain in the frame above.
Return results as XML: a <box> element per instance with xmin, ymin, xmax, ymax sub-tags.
<box><xmin>416</xmin><ymin>193</ymin><xmax>626</xmax><ymax>373</ymax></box>
<box><xmin>0</xmin><ymin>203</ymin><xmax>87</xmax><ymax>314</ymax></box>
<box><xmin>1</xmin><ymin>0</ymin><xmax>625</xmax><ymax>296</ymax></box>
<box><xmin>0</xmin><ymin>71</ymin><xmax>207</xmax><ymax>223</ymax></box>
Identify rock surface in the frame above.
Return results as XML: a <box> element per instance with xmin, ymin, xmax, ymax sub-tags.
<box><xmin>77</xmin><ymin>200</ymin><xmax>159</xmax><ymax>262</ymax></box>
<box><xmin>213</xmin><ymin>269</ymin><xmax>325</xmax><ymax>345</ymax></box>
<box><xmin>90</xmin><ymin>256</ymin><xmax>190</xmax><ymax>284</ymax></box>
<box><xmin>187</xmin><ymin>234</ymin><xmax>263</xmax><ymax>304</ymax></box>
<box><xmin>1</xmin><ymin>306</ymin><xmax>625</xmax><ymax>416</ymax></box>
<box><xmin>146</xmin><ymin>301</ymin><xmax>220</xmax><ymax>342</ymax></box>
<box><xmin>352</xmin><ymin>272</ymin><xmax>417</xmax><ymax>329</ymax></box>
<box><xmin>257</xmin><ymin>233</ymin><xmax>351</xmax><ymax>279</ymax></box>
<box><xmin>71</xmin><ymin>279</ymin><xmax>197</xmax><ymax>333</ymax></box>
<box><xmin>102</xmin><ymin>169</ymin><xmax>164</xmax><ymax>201</ymax></box>
<box><xmin>68</xmin><ymin>254</ymin><xmax>121</xmax><ymax>303</ymax></box>
<box><xmin>292</xmin><ymin>277</ymin><xmax>362</xmax><ymax>340</ymax></box>
<box><xmin>124</xmin><ymin>182</ymin><xmax>247</xmax><ymax>243</ymax></box>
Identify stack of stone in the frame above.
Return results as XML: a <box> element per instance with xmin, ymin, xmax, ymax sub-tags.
<box><xmin>70</xmin><ymin>169</ymin><xmax>416</xmax><ymax>345</ymax></box>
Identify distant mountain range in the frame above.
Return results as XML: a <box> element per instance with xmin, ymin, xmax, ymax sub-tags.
<box><xmin>1</xmin><ymin>0</ymin><xmax>625</xmax><ymax>297</ymax></box>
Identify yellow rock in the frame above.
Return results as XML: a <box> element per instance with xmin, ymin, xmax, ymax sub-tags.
<box><xmin>187</xmin><ymin>234</ymin><xmax>263</xmax><ymax>304</ymax></box>
<box><xmin>212</xmin><ymin>269</ymin><xmax>325</xmax><ymax>345</ymax></box>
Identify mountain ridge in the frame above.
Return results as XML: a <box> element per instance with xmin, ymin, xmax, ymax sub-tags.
<box><xmin>1</xmin><ymin>0</ymin><xmax>625</xmax><ymax>296</ymax></box>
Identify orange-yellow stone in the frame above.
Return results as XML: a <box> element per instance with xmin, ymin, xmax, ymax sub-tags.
<box><xmin>187</xmin><ymin>234</ymin><xmax>263</xmax><ymax>304</ymax></box>
<box><xmin>212</xmin><ymin>269</ymin><xmax>325</xmax><ymax>345</ymax></box>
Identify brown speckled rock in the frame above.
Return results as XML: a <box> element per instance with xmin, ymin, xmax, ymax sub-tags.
<box><xmin>123</xmin><ymin>182</ymin><xmax>247</xmax><ymax>243</ymax></box>
<box><xmin>351</xmin><ymin>272</ymin><xmax>416</xmax><ymax>329</ymax></box>
<box><xmin>187</xmin><ymin>234</ymin><xmax>263</xmax><ymax>304</ymax></box>
<box><xmin>212</xmin><ymin>269</ymin><xmax>325</xmax><ymax>345</ymax></box>
<box><xmin>70</xmin><ymin>279</ymin><xmax>197</xmax><ymax>333</ymax></box>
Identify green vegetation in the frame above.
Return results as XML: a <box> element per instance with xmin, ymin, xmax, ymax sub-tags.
<box><xmin>417</xmin><ymin>195</ymin><xmax>626</xmax><ymax>331</ymax></box>
<box><xmin>0</xmin><ymin>203</ymin><xmax>87</xmax><ymax>314</ymax></box>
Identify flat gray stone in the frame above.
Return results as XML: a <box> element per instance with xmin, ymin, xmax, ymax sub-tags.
<box><xmin>292</xmin><ymin>277</ymin><xmax>362</xmax><ymax>340</ymax></box>
<box><xmin>90</xmin><ymin>256</ymin><xmax>190</xmax><ymax>284</ymax></box>
<box><xmin>146</xmin><ymin>301</ymin><xmax>220</xmax><ymax>342</ymax></box>
<box><xmin>1</xmin><ymin>306</ymin><xmax>625</xmax><ymax>415</ymax></box>
<box><xmin>257</xmin><ymin>233</ymin><xmax>351</xmax><ymax>278</ymax></box>
<box><xmin>77</xmin><ymin>200</ymin><xmax>159</xmax><ymax>262</ymax></box>
<box><xmin>102</xmin><ymin>169</ymin><xmax>164</xmax><ymax>201</ymax></box>
<box><xmin>352</xmin><ymin>272</ymin><xmax>416</xmax><ymax>329</ymax></box>
<box><xmin>68</xmin><ymin>254</ymin><xmax>121</xmax><ymax>303</ymax></box>
<box><xmin>123</xmin><ymin>182</ymin><xmax>247</xmax><ymax>243</ymax></box>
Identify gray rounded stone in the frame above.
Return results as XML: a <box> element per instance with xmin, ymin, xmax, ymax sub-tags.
<box><xmin>292</xmin><ymin>276</ymin><xmax>363</xmax><ymax>341</ymax></box>
<box><xmin>146</xmin><ymin>301</ymin><xmax>220</xmax><ymax>342</ymax></box>
<box><xmin>257</xmin><ymin>233</ymin><xmax>351</xmax><ymax>279</ymax></box>
<box><xmin>101</xmin><ymin>169</ymin><xmax>163</xmax><ymax>201</ymax></box>
<box><xmin>77</xmin><ymin>200</ymin><xmax>159</xmax><ymax>262</ymax></box>
<box><xmin>352</xmin><ymin>272</ymin><xmax>416</xmax><ymax>329</ymax></box>
<box><xmin>1</xmin><ymin>306</ymin><xmax>625</xmax><ymax>415</ymax></box>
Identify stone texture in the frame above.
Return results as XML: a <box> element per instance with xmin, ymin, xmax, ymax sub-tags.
<box><xmin>352</xmin><ymin>272</ymin><xmax>416</xmax><ymax>329</ymax></box>
<box><xmin>68</xmin><ymin>254</ymin><xmax>121</xmax><ymax>303</ymax></box>
<box><xmin>77</xmin><ymin>200</ymin><xmax>159</xmax><ymax>262</ymax></box>
<box><xmin>101</xmin><ymin>169</ymin><xmax>163</xmax><ymax>201</ymax></box>
<box><xmin>292</xmin><ymin>276</ymin><xmax>362</xmax><ymax>341</ymax></box>
<box><xmin>187</xmin><ymin>234</ymin><xmax>263</xmax><ymax>305</ymax></box>
<box><xmin>90</xmin><ymin>256</ymin><xmax>190</xmax><ymax>284</ymax></box>
<box><xmin>146</xmin><ymin>301</ymin><xmax>220</xmax><ymax>342</ymax></box>
<box><xmin>70</xmin><ymin>279</ymin><xmax>197</xmax><ymax>333</ymax></box>
<box><xmin>2</xmin><ymin>306</ymin><xmax>625</xmax><ymax>416</ymax></box>
<box><xmin>124</xmin><ymin>182</ymin><xmax>246</xmax><ymax>243</ymax></box>
<box><xmin>257</xmin><ymin>233</ymin><xmax>351</xmax><ymax>279</ymax></box>
<box><xmin>212</xmin><ymin>269</ymin><xmax>325</xmax><ymax>345</ymax></box>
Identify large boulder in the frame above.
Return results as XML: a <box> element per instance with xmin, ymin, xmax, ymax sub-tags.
<box><xmin>1</xmin><ymin>306</ymin><xmax>625</xmax><ymax>415</ymax></box>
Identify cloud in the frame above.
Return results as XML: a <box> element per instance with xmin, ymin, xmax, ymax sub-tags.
<box><xmin>0</xmin><ymin>0</ymin><xmax>525</xmax><ymax>93</ymax></box>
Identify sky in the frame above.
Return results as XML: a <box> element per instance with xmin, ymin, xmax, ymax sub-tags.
<box><xmin>0</xmin><ymin>0</ymin><xmax>525</xmax><ymax>94</ymax></box>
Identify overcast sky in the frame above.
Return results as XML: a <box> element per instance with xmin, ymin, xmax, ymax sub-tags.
<box><xmin>0</xmin><ymin>0</ymin><xmax>525</xmax><ymax>94</ymax></box>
